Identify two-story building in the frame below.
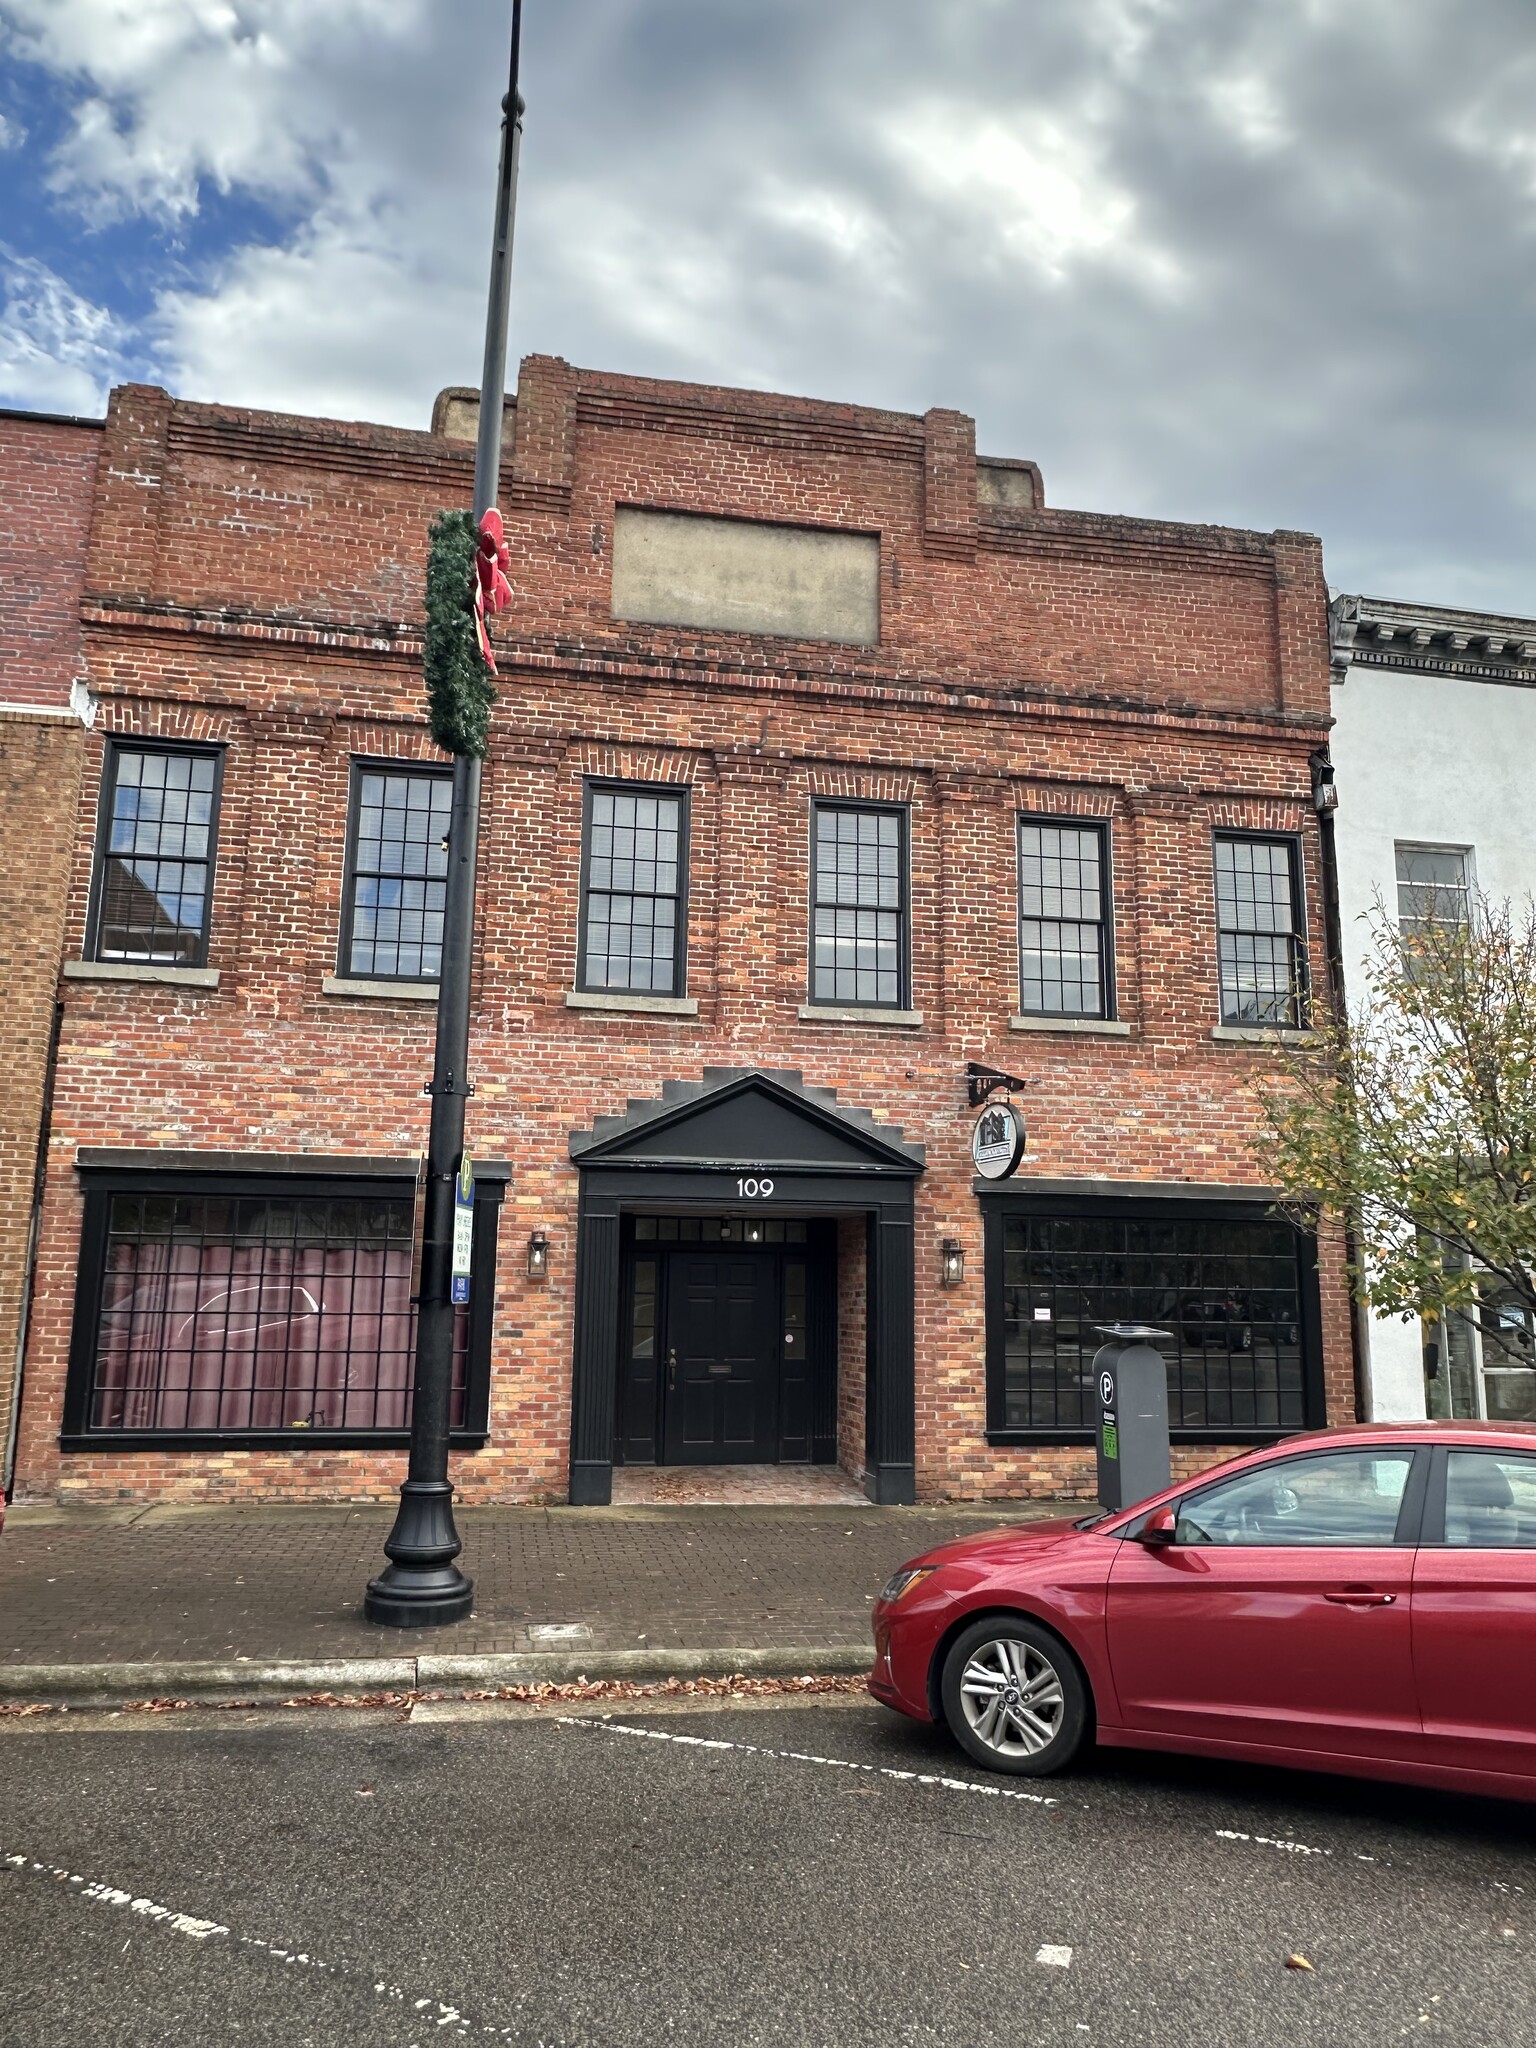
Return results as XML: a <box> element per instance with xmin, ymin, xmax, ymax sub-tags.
<box><xmin>9</xmin><ymin>358</ymin><xmax>1351</xmax><ymax>1507</ymax></box>
<box><xmin>1330</xmin><ymin>592</ymin><xmax>1536</xmax><ymax>1428</ymax></box>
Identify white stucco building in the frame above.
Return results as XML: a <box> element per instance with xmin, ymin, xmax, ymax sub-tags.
<box><xmin>1329</xmin><ymin>593</ymin><xmax>1536</xmax><ymax>1422</ymax></box>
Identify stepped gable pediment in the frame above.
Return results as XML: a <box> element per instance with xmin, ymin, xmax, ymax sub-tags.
<box><xmin>568</xmin><ymin>1067</ymin><xmax>925</xmax><ymax>1173</ymax></box>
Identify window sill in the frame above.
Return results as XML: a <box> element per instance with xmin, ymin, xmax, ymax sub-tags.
<box><xmin>63</xmin><ymin>961</ymin><xmax>219</xmax><ymax>989</ymax></box>
<box><xmin>798</xmin><ymin>1004</ymin><xmax>925</xmax><ymax>1028</ymax></box>
<box><xmin>1210</xmin><ymin>1025</ymin><xmax>1317</xmax><ymax>1045</ymax></box>
<box><xmin>321</xmin><ymin>976</ymin><xmax>439</xmax><ymax>1002</ymax></box>
<box><xmin>566</xmin><ymin>991</ymin><xmax>699</xmax><ymax>1017</ymax></box>
<box><xmin>984</xmin><ymin>1428</ymin><xmax>1297</xmax><ymax>1447</ymax></box>
<box><xmin>1010</xmin><ymin>1015</ymin><xmax>1131</xmax><ymax>1037</ymax></box>
<box><xmin>59</xmin><ymin>1430</ymin><xmax>489</xmax><ymax>1453</ymax></box>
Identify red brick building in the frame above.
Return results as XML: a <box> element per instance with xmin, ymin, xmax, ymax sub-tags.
<box><xmin>9</xmin><ymin>358</ymin><xmax>1350</xmax><ymax>1507</ymax></box>
<box><xmin>0</xmin><ymin>405</ymin><xmax>100</xmax><ymax>1491</ymax></box>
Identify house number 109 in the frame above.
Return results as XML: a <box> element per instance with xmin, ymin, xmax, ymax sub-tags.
<box><xmin>736</xmin><ymin>1177</ymin><xmax>775</xmax><ymax>1198</ymax></box>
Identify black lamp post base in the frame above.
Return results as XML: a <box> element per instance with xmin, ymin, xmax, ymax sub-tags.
<box><xmin>365</xmin><ymin>1479</ymin><xmax>474</xmax><ymax>1628</ymax></box>
<box><xmin>364</xmin><ymin>1566</ymin><xmax>474</xmax><ymax>1629</ymax></box>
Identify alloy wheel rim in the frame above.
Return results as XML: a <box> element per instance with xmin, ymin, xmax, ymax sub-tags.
<box><xmin>958</xmin><ymin>1637</ymin><xmax>1065</xmax><ymax>1757</ymax></box>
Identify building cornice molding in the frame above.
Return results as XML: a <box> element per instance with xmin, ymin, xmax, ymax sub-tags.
<box><xmin>1331</xmin><ymin>591</ymin><xmax>1536</xmax><ymax>687</ymax></box>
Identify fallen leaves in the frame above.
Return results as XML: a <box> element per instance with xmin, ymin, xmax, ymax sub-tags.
<box><xmin>0</xmin><ymin>1672</ymin><xmax>867</xmax><ymax>1721</ymax></box>
<box><xmin>1285</xmin><ymin>1953</ymin><xmax>1316</xmax><ymax>1972</ymax></box>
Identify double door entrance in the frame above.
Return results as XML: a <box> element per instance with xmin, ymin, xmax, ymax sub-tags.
<box><xmin>615</xmin><ymin>1216</ymin><xmax>836</xmax><ymax>1466</ymax></box>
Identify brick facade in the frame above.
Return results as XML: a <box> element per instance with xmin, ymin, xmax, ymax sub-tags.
<box><xmin>9</xmin><ymin>360</ymin><xmax>1348</xmax><ymax>1505</ymax></box>
<box><xmin>0</xmin><ymin>409</ymin><xmax>100</xmax><ymax>1488</ymax></box>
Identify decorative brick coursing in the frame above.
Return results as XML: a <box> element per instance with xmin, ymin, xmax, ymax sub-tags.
<box><xmin>8</xmin><ymin>358</ymin><xmax>1347</xmax><ymax>1506</ymax></box>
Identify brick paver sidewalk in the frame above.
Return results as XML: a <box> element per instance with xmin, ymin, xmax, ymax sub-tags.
<box><xmin>0</xmin><ymin>1500</ymin><xmax>1077</xmax><ymax>1670</ymax></box>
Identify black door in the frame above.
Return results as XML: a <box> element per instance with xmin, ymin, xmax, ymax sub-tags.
<box><xmin>662</xmin><ymin>1252</ymin><xmax>779</xmax><ymax>1463</ymax></box>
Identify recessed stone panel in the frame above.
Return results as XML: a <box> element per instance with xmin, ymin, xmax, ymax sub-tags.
<box><xmin>611</xmin><ymin>508</ymin><xmax>879</xmax><ymax>646</ymax></box>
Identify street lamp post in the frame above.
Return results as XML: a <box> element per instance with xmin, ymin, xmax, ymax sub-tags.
<box><xmin>365</xmin><ymin>4</ymin><xmax>525</xmax><ymax>1628</ymax></box>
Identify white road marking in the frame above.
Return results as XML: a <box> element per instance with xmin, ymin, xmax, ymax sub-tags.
<box><xmin>1214</xmin><ymin>1828</ymin><xmax>1331</xmax><ymax>1859</ymax></box>
<box><xmin>1035</xmin><ymin>1944</ymin><xmax>1074</xmax><ymax>1967</ymax></box>
<box><xmin>558</xmin><ymin>1718</ymin><xmax>1058</xmax><ymax>1805</ymax></box>
<box><xmin>1</xmin><ymin>1848</ymin><xmax>544</xmax><ymax>2038</ymax></box>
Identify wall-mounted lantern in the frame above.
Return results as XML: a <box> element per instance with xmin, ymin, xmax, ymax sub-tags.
<box><xmin>940</xmin><ymin>1238</ymin><xmax>965</xmax><ymax>1288</ymax></box>
<box><xmin>745</xmin><ymin>1218</ymin><xmax>764</xmax><ymax>1244</ymax></box>
<box><xmin>527</xmin><ymin>1231</ymin><xmax>550</xmax><ymax>1282</ymax></box>
<box><xmin>1310</xmin><ymin>753</ymin><xmax>1338</xmax><ymax>814</ymax></box>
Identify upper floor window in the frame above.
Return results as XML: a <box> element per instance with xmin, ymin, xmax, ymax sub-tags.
<box><xmin>810</xmin><ymin>803</ymin><xmax>907</xmax><ymax>1008</ymax></box>
<box><xmin>90</xmin><ymin>743</ymin><xmax>222</xmax><ymax>967</ymax></box>
<box><xmin>1214</xmin><ymin>833</ymin><xmax>1305</xmax><ymax>1027</ymax></box>
<box><xmin>578</xmin><ymin>783</ymin><xmax>688</xmax><ymax>996</ymax></box>
<box><xmin>341</xmin><ymin>763</ymin><xmax>452</xmax><ymax>982</ymax></box>
<box><xmin>1018</xmin><ymin>819</ymin><xmax>1110</xmax><ymax>1018</ymax></box>
<box><xmin>1395</xmin><ymin>843</ymin><xmax>1471</xmax><ymax>940</ymax></box>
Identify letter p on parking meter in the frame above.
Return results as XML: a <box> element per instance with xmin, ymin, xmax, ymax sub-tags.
<box><xmin>1093</xmin><ymin>1323</ymin><xmax>1172</xmax><ymax>1512</ymax></box>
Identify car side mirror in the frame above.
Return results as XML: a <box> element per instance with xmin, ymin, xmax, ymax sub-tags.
<box><xmin>1136</xmin><ymin>1505</ymin><xmax>1178</xmax><ymax>1547</ymax></box>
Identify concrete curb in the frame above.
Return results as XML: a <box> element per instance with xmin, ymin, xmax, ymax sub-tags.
<box><xmin>0</xmin><ymin>1642</ymin><xmax>872</xmax><ymax>1707</ymax></box>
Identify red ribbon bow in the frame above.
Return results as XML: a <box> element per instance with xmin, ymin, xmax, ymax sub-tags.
<box><xmin>473</xmin><ymin>508</ymin><xmax>512</xmax><ymax>671</ymax></box>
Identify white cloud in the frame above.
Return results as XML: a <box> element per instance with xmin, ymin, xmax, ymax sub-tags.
<box><xmin>0</xmin><ymin>249</ymin><xmax>128</xmax><ymax>411</ymax></box>
<box><xmin>0</xmin><ymin>113</ymin><xmax>26</xmax><ymax>151</ymax></box>
<box><xmin>4</xmin><ymin>0</ymin><xmax>1536</xmax><ymax>610</ymax></box>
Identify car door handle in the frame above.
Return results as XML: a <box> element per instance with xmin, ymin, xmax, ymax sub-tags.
<box><xmin>1323</xmin><ymin>1590</ymin><xmax>1396</xmax><ymax>1606</ymax></box>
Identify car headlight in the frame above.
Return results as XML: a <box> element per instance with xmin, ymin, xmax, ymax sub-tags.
<box><xmin>878</xmin><ymin>1565</ymin><xmax>938</xmax><ymax>1605</ymax></box>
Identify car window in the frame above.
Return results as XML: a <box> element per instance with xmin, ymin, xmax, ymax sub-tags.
<box><xmin>1444</xmin><ymin>1450</ymin><xmax>1536</xmax><ymax>1548</ymax></box>
<box><xmin>1175</xmin><ymin>1451</ymin><xmax>1414</xmax><ymax>1548</ymax></box>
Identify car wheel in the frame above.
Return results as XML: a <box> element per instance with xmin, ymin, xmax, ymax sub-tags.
<box><xmin>940</xmin><ymin>1615</ymin><xmax>1088</xmax><ymax>1777</ymax></box>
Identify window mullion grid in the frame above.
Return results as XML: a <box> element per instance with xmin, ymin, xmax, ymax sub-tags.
<box><xmin>581</xmin><ymin>786</ymin><xmax>684</xmax><ymax>995</ymax></box>
<box><xmin>811</xmin><ymin>803</ymin><xmax>904</xmax><ymax>1008</ymax></box>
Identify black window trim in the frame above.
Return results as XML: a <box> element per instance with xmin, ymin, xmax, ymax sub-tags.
<box><xmin>1016</xmin><ymin>811</ymin><xmax>1116</xmax><ymax>1022</ymax></box>
<box><xmin>338</xmin><ymin>755</ymin><xmax>455</xmax><ymax>985</ymax></box>
<box><xmin>575</xmin><ymin>776</ymin><xmax>691</xmax><ymax>999</ymax></box>
<box><xmin>86</xmin><ymin>737</ymin><xmax>226</xmax><ymax>969</ymax></box>
<box><xmin>806</xmin><ymin>796</ymin><xmax>911</xmax><ymax>1010</ymax></box>
<box><xmin>60</xmin><ymin>1160</ymin><xmax>504</xmax><ymax>1450</ymax></box>
<box><xmin>1212</xmin><ymin>825</ymin><xmax>1310</xmax><ymax>1030</ymax></box>
<box><xmin>980</xmin><ymin>1187</ymin><xmax>1328</xmax><ymax>1446</ymax></box>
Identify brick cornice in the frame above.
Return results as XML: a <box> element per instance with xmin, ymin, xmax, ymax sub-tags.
<box><xmin>77</xmin><ymin>604</ymin><xmax>1329</xmax><ymax>744</ymax></box>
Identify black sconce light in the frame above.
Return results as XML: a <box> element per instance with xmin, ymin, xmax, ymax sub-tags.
<box><xmin>941</xmin><ymin>1238</ymin><xmax>965</xmax><ymax>1288</ymax></box>
<box><xmin>1310</xmin><ymin>753</ymin><xmax>1338</xmax><ymax>815</ymax></box>
<box><xmin>527</xmin><ymin>1231</ymin><xmax>549</xmax><ymax>1281</ymax></box>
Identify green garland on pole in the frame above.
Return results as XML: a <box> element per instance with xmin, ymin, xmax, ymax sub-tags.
<box><xmin>423</xmin><ymin>509</ymin><xmax>497</xmax><ymax>759</ymax></box>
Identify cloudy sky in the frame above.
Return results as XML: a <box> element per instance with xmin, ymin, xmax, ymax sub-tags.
<box><xmin>2</xmin><ymin>0</ymin><xmax>1534</xmax><ymax>611</ymax></box>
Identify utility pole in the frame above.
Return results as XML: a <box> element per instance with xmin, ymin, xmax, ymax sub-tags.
<box><xmin>366</xmin><ymin>3</ymin><xmax>524</xmax><ymax>1627</ymax></box>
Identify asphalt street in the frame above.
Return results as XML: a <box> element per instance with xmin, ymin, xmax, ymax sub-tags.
<box><xmin>2</xmin><ymin>1695</ymin><xmax>1533</xmax><ymax>2048</ymax></box>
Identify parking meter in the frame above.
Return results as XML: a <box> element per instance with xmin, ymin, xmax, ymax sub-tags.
<box><xmin>1093</xmin><ymin>1323</ymin><xmax>1172</xmax><ymax>1512</ymax></box>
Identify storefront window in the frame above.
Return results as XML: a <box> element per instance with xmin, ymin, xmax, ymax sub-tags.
<box><xmin>1425</xmin><ymin>1276</ymin><xmax>1536</xmax><ymax>1422</ymax></box>
<box><xmin>64</xmin><ymin>1176</ymin><xmax>500</xmax><ymax>1443</ymax></box>
<box><xmin>991</xmin><ymin>1208</ymin><xmax>1314</xmax><ymax>1436</ymax></box>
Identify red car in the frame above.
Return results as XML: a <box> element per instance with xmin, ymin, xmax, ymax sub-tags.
<box><xmin>870</xmin><ymin>1423</ymin><xmax>1536</xmax><ymax>1802</ymax></box>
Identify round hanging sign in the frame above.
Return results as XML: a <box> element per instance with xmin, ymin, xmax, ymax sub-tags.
<box><xmin>971</xmin><ymin>1098</ymin><xmax>1027</xmax><ymax>1180</ymax></box>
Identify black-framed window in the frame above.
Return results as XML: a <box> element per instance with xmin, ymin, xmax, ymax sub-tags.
<box><xmin>1213</xmin><ymin>832</ymin><xmax>1305</xmax><ymax>1026</ymax></box>
<box><xmin>89</xmin><ymin>742</ymin><xmax>223</xmax><ymax>966</ymax></box>
<box><xmin>809</xmin><ymin>802</ymin><xmax>907</xmax><ymax>1007</ymax></box>
<box><xmin>577</xmin><ymin>782</ymin><xmax>688</xmax><ymax>996</ymax></box>
<box><xmin>983</xmin><ymin>1195</ymin><xmax>1325</xmax><ymax>1443</ymax></box>
<box><xmin>341</xmin><ymin>763</ymin><xmax>453</xmax><ymax>982</ymax></box>
<box><xmin>62</xmin><ymin>1169</ymin><xmax>501</xmax><ymax>1448</ymax></box>
<box><xmin>1018</xmin><ymin>818</ymin><xmax>1111</xmax><ymax>1018</ymax></box>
